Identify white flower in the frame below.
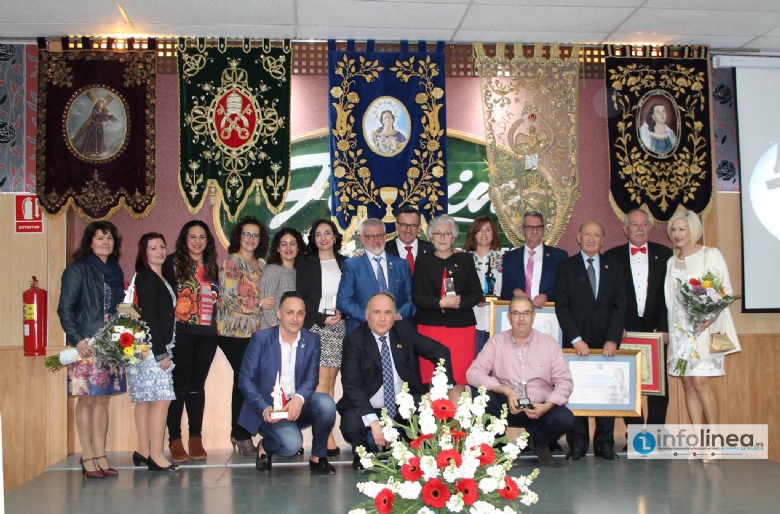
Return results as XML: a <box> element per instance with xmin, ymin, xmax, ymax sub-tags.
<box><xmin>418</xmin><ymin>508</ymin><xmax>435</xmax><ymax>514</ymax></box>
<box><xmin>397</xmin><ymin>383</ymin><xmax>416</xmax><ymax>419</ymax></box>
<box><xmin>420</xmin><ymin>455</ymin><xmax>438</xmax><ymax>481</ymax></box>
<box><xmin>134</xmin><ymin>331</ymin><xmax>145</xmax><ymax>340</ymax></box>
<box><xmin>458</xmin><ymin>451</ymin><xmax>479</xmax><ymax>479</ymax></box>
<box><xmin>443</xmin><ymin>462</ymin><xmax>460</xmax><ymax>483</ymax></box>
<box><xmin>356</xmin><ymin>481</ymin><xmax>385</xmax><ymax>499</ymax></box>
<box><xmin>356</xmin><ymin>446</ymin><xmax>375</xmax><ymax>469</ymax></box>
<box><xmin>391</xmin><ymin>440</ymin><xmax>413</xmax><ymax>464</ymax></box>
<box><xmin>486</xmin><ymin>464</ymin><xmax>505</xmax><ymax>480</ymax></box>
<box><xmin>502</xmin><ymin>442</ymin><xmax>520</xmax><ymax>461</ymax></box>
<box><xmin>487</xmin><ymin>416</ymin><xmax>507</xmax><ymax>436</ymax></box>
<box><xmin>446</xmin><ymin>493</ymin><xmax>465</xmax><ymax>512</ymax></box>
<box><xmin>478</xmin><ymin>476</ymin><xmax>499</xmax><ymax>494</ymax></box>
<box><xmin>470</xmin><ymin>393</ymin><xmax>488</xmax><ymax>418</ymax></box>
<box><xmin>418</xmin><ymin>399</ymin><xmax>437</xmax><ymax>435</ymax></box>
<box><xmin>348</xmin><ymin>510</ymin><xmax>367</xmax><ymax>514</ymax></box>
<box><xmin>395</xmin><ymin>480</ymin><xmax>422</xmax><ymax>500</ymax></box>
<box><xmin>439</xmin><ymin>430</ymin><xmax>454</xmax><ymax>450</ymax></box>
<box><xmin>515</xmin><ymin>434</ymin><xmax>529</xmax><ymax>451</ymax></box>
<box><xmin>520</xmin><ymin>491</ymin><xmax>540</xmax><ymax>506</ymax></box>
<box><xmin>381</xmin><ymin>413</ymin><xmax>399</xmax><ymax>443</ymax></box>
<box><xmin>455</xmin><ymin>395</ymin><xmax>474</xmax><ymax>429</ymax></box>
<box><xmin>502</xmin><ymin>507</ymin><xmax>516</xmax><ymax>514</ymax></box>
<box><xmin>113</xmin><ymin>326</ymin><xmax>123</xmax><ymax>333</ymax></box>
<box><xmin>111</xmin><ymin>333</ymin><xmax>120</xmax><ymax>342</ymax></box>
<box><xmin>469</xmin><ymin>501</ymin><xmax>500</xmax><ymax>514</ymax></box>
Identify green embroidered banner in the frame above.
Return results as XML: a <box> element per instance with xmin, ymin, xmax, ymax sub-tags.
<box><xmin>178</xmin><ymin>38</ymin><xmax>291</xmax><ymax>221</ymax></box>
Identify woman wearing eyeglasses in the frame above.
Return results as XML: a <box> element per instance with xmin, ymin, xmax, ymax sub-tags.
<box><xmin>464</xmin><ymin>216</ymin><xmax>504</xmax><ymax>356</ymax></box>
<box><xmin>413</xmin><ymin>214</ymin><xmax>482</xmax><ymax>402</ymax></box>
<box><xmin>216</xmin><ymin>216</ymin><xmax>274</xmax><ymax>457</ymax></box>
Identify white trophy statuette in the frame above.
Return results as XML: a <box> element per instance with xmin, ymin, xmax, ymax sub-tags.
<box><xmin>271</xmin><ymin>371</ymin><xmax>289</xmax><ymax>419</ymax></box>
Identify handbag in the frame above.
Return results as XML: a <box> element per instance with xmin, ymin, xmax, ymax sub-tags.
<box><xmin>710</xmin><ymin>333</ymin><xmax>736</xmax><ymax>353</ymax></box>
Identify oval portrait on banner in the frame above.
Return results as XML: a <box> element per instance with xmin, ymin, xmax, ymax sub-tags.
<box><xmin>637</xmin><ymin>89</ymin><xmax>680</xmax><ymax>158</ymax></box>
<box><xmin>64</xmin><ymin>85</ymin><xmax>129</xmax><ymax>163</ymax></box>
<box><xmin>363</xmin><ymin>96</ymin><xmax>410</xmax><ymax>157</ymax></box>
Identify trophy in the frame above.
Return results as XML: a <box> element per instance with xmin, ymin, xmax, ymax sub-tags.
<box><xmin>320</xmin><ymin>294</ymin><xmax>337</xmax><ymax>316</ymax></box>
<box><xmin>271</xmin><ymin>372</ymin><xmax>289</xmax><ymax>420</ymax></box>
<box><xmin>444</xmin><ymin>276</ymin><xmax>456</xmax><ymax>297</ymax></box>
<box><xmin>379</xmin><ymin>186</ymin><xmax>399</xmax><ymax>223</ymax></box>
<box><xmin>117</xmin><ymin>276</ymin><xmax>142</xmax><ymax>318</ymax></box>
<box><xmin>514</xmin><ymin>381</ymin><xmax>534</xmax><ymax>410</ymax></box>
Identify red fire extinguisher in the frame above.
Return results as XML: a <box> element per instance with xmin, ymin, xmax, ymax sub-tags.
<box><xmin>23</xmin><ymin>276</ymin><xmax>47</xmax><ymax>357</ymax></box>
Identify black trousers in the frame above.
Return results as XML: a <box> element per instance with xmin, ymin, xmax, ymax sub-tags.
<box><xmin>217</xmin><ymin>336</ymin><xmax>252</xmax><ymax>441</ymax></box>
<box><xmin>566</xmin><ymin>416</ymin><xmax>615</xmax><ymax>454</ymax></box>
<box><xmin>167</xmin><ymin>332</ymin><xmax>218</xmax><ymax>442</ymax></box>
<box><xmin>485</xmin><ymin>391</ymin><xmax>575</xmax><ymax>447</ymax></box>
<box><xmin>625</xmin><ymin>350</ymin><xmax>669</xmax><ymax>427</ymax></box>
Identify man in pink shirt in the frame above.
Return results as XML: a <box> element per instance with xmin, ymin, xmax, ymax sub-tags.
<box><xmin>466</xmin><ymin>295</ymin><xmax>574</xmax><ymax>465</ymax></box>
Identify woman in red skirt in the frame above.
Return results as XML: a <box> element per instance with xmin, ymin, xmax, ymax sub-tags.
<box><xmin>413</xmin><ymin>214</ymin><xmax>482</xmax><ymax>402</ymax></box>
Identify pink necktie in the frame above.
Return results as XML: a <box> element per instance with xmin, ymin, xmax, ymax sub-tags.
<box><xmin>525</xmin><ymin>249</ymin><xmax>535</xmax><ymax>296</ymax></box>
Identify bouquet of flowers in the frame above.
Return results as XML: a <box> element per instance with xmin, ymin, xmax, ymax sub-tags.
<box><xmin>673</xmin><ymin>271</ymin><xmax>741</xmax><ymax>375</ymax></box>
<box><xmin>349</xmin><ymin>360</ymin><xmax>539</xmax><ymax>514</ymax></box>
<box><xmin>44</xmin><ymin>314</ymin><xmax>151</xmax><ymax>372</ymax></box>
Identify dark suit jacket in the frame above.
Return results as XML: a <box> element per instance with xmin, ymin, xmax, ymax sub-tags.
<box><xmin>337</xmin><ymin>253</ymin><xmax>415</xmax><ymax>334</ymax></box>
<box><xmin>385</xmin><ymin>237</ymin><xmax>435</xmax><ymax>261</ymax></box>
<box><xmin>337</xmin><ymin>321</ymin><xmax>454</xmax><ymax>417</ymax></box>
<box><xmin>413</xmin><ymin>252</ymin><xmax>482</xmax><ymax>327</ymax></box>
<box><xmin>604</xmin><ymin>242</ymin><xmax>673</xmax><ymax>333</ymax></box>
<box><xmin>135</xmin><ymin>270</ymin><xmax>175</xmax><ymax>358</ymax></box>
<box><xmin>555</xmin><ymin>253</ymin><xmax>627</xmax><ymax>349</ymax></box>
<box><xmin>500</xmin><ymin>244</ymin><xmax>568</xmax><ymax>301</ymax></box>
<box><xmin>296</xmin><ymin>253</ymin><xmax>348</xmax><ymax>329</ymax></box>
<box><xmin>237</xmin><ymin>326</ymin><xmax>321</xmax><ymax>435</ymax></box>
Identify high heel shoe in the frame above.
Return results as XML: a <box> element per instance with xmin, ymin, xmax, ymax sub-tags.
<box><xmin>79</xmin><ymin>457</ymin><xmax>104</xmax><ymax>479</ymax></box>
<box><xmin>94</xmin><ymin>455</ymin><xmax>119</xmax><ymax>477</ymax></box>
<box><xmin>231</xmin><ymin>438</ymin><xmax>258</xmax><ymax>458</ymax></box>
<box><xmin>132</xmin><ymin>451</ymin><xmax>150</xmax><ymax>467</ymax></box>
<box><xmin>147</xmin><ymin>456</ymin><xmax>179</xmax><ymax>472</ymax></box>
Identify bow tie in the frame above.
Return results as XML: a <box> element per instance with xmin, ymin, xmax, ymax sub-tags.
<box><xmin>631</xmin><ymin>247</ymin><xmax>647</xmax><ymax>255</ymax></box>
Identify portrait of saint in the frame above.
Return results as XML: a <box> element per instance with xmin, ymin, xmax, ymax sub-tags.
<box><xmin>637</xmin><ymin>90</ymin><xmax>680</xmax><ymax>157</ymax></box>
<box><xmin>363</xmin><ymin>96</ymin><xmax>410</xmax><ymax>157</ymax></box>
<box><xmin>65</xmin><ymin>87</ymin><xmax>129</xmax><ymax>163</ymax></box>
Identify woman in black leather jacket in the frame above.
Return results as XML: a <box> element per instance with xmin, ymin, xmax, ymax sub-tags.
<box><xmin>57</xmin><ymin>221</ymin><xmax>126</xmax><ymax>479</ymax></box>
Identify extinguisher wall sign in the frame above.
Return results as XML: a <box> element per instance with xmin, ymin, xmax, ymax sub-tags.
<box><xmin>15</xmin><ymin>195</ymin><xmax>44</xmax><ymax>234</ymax></box>
<box><xmin>23</xmin><ymin>276</ymin><xmax>47</xmax><ymax>357</ymax></box>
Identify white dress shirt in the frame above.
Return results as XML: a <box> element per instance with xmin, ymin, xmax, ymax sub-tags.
<box><xmin>523</xmin><ymin>245</ymin><xmax>544</xmax><ymax>298</ymax></box>
<box><xmin>278</xmin><ymin>330</ymin><xmax>303</xmax><ymax>402</ymax></box>
<box><xmin>629</xmin><ymin>244</ymin><xmax>649</xmax><ymax>317</ymax></box>
<box><xmin>395</xmin><ymin>238</ymin><xmax>418</xmax><ymax>260</ymax></box>
<box><xmin>363</xmin><ymin>330</ymin><xmax>402</xmax><ymax>426</ymax></box>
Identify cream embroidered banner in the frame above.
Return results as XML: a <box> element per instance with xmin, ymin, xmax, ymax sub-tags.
<box><xmin>474</xmin><ymin>43</ymin><xmax>580</xmax><ymax>247</ymax></box>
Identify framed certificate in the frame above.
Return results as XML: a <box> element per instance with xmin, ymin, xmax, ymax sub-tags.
<box><xmin>620</xmin><ymin>332</ymin><xmax>665</xmax><ymax>396</ymax></box>
<box><xmin>563</xmin><ymin>349</ymin><xmax>643</xmax><ymax>417</ymax></box>
<box><xmin>487</xmin><ymin>298</ymin><xmax>562</xmax><ymax>346</ymax></box>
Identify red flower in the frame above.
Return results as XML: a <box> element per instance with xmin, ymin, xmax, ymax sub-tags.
<box><xmin>410</xmin><ymin>433</ymin><xmax>433</xmax><ymax>450</ymax></box>
<box><xmin>477</xmin><ymin>444</ymin><xmax>496</xmax><ymax>466</ymax></box>
<box><xmin>119</xmin><ymin>332</ymin><xmax>134</xmax><ymax>348</ymax></box>
<box><xmin>436</xmin><ymin>449</ymin><xmax>462</xmax><ymax>469</ymax></box>
<box><xmin>431</xmin><ymin>399</ymin><xmax>457</xmax><ymax>420</ymax></box>
<box><xmin>689</xmin><ymin>278</ymin><xmax>701</xmax><ymax>286</ymax></box>
<box><xmin>450</xmin><ymin>429</ymin><xmax>466</xmax><ymax>440</ymax></box>
<box><xmin>401</xmin><ymin>457</ymin><xmax>424</xmax><ymax>482</ymax></box>
<box><xmin>499</xmin><ymin>476</ymin><xmax>519</xmax><ymax>501</ymax></box>
<box><xmin>422</xmin><ymin>478</ymin><xmax>451</xmax><ymax>509</ymax></box>
<box><xmin>456</xmin><ymin>478</ymin><xmax>479</xmax><ymax>506</ymax></box>
<box><xmin>375</xmin><ymin>488</ymin><xmax>395</xmax><ymax>514</ymax></box>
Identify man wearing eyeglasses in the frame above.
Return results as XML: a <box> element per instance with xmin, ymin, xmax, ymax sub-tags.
<box><xmin>555</xmin><ymin>221</ymin><xmax>627</xmax><ymax>462</ymax></box>
<box><xmin>385</xmin><ymin>205</ymin><xmax>435</xmax><ymax>274</ymax></box>
<box><xmin>337</xmin><ymin>218</ymin><xmax>415</xmax><ymax>336</ymax></box>
<box><xmin>466</xmin><ymin>295</ymin><xmax>574</xmax><ymax>466</ymax></box>
<box><xmin>500</xmin><ymin>211</ymin><xmax>568</xmax><ymax>308</ymax></box>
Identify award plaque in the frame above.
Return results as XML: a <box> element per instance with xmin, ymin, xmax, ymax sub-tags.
<box><xmin>321</xmin><ymin>294</ymin><xmax>337</xmax><ymax>316</ymax></box>
<box><xmin>514</xmin><ymin>381</ymin><xmax>534</xmax><ymax>410</ymax></box>
<box><xmin>271</xmin><ymin>372</ymin><xmax>289</xmax><ymax>420</ymax></box>
<box><xmin>444</xmin><ymin>277</ymin><xmax>456</xmax><ymax>296</ymax></box>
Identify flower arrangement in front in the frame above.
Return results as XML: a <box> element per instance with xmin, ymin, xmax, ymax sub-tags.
<box><xmin>44</xmin><ymin>313</ymin><xmax>151</xmax><ymax>372</ymax></box>
<box><xmin>673</xmin><ymin>271</ymin><xmax>741</xmax><ymax>375</ymax></box>
<box><xmin>349</xmin><ymin>360</ymin><xmax>539</xmax><ymax>514</ymax></box>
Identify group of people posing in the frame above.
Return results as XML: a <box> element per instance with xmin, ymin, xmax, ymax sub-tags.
<box><xmin>58</xmin><ymin>204</ymin><xmax>740</xmax><ymax>478</ymax></box>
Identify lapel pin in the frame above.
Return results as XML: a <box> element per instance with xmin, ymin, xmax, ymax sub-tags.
<box><xmin>397</xmin><ymin>344</ymin><xmax>402</xmax><ymax>348</ymax></box>
<box><xmin>448</xmin><ymin>270</ymin><xmax>453</xmax><ymax>276</ymax></box>
<box><xmin>605</xmin><ymin>265</ymin><xmax>609</xmax><ymax>269</ymax></box>
<box><xmin>546</xmin><ymin>253</ymin><xmax>550</xmax><ymax>257</ymax></box>
<box><xmin>654</xmin><ymin>256</ymin><xmax>658</xmax><ymax>260</ymax></box>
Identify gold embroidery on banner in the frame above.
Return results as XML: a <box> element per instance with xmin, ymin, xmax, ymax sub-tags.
<box><xmin>181</xmin><ymin>52</ymin><xmax>211</xmax><ymax>82</ymax></box>
<box><xmin>331</xmin><ymin>54</ymin><xmax>385</xmax><ymax>218</ymax></box>
<box><xmin>474</xmin><ymin>43</ymin><xmax>580</xmax><ymax>247</ymax></box>
<box><xmin>45</xmin><ymin>60</ymin><xmax>73</xmax><ymax>87</ymax></box>
<box><xmin>257</xmin><ymin>54</ymin><xmax>288</xmax><ymax>84</ymax></box>
<box><xmin>390</xmin><ymin>55</ymin><xmax>446</xmax><ymax>216</ymax></box>
<box><xmin>608</xmin><ymin>63</ymin><xmax>707</xmax><ymax>214</ymax></box>
<box><xmin>122</xmin><ymin>52</ymin><xmax>156</xmax><ymax>86</ymax></box>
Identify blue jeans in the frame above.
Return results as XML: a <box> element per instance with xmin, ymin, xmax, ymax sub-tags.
<box><xmin>257</xmin><ymin>392</ymin><xmax>336</xmax><ymax>458</ymax></box>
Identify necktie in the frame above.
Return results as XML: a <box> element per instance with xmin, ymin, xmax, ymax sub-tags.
<box><xmin>525</xmin><ymin>248</ymin><xmax>535</xmax><ymax>296</ymax></box>
<box><xmin>587</xmin><ymin>258</ymin><xmax>597</xmax><ymax>298</ymax></box>
<box><xmin>405</xmin><ymin>245</ymin><xmax>415</xmax><ymax>274</ymax></box>
<box><xmin>631</xmin><ymin>247</ymin><xmax>647</xmax><ymax>255</ymax></box>
<box><xmin>374</xmin><ymin>256</ymin><xmax>387</xmax><ymax>292</ymax></box>
<box><xmin>379</xmin><ymin>336</ymin><xmax>396</xmax><ymax>418</ymax></box>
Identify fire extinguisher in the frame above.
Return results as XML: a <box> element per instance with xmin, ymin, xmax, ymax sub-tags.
<box><xmin>23</xmin><ymin>276</ymin><xmax>47</xmax><ymax>357</ymax></box>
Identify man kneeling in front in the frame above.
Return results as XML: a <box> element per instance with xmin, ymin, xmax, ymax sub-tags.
<box><xmin>466</xmin><ymin>295</ymin><xmax>574</xmax><ymax>466</ymax></box>
<box><xmin>238</xmin><ymin>291</ymin><xmax>337</xmax><ymax>474</ymax></box>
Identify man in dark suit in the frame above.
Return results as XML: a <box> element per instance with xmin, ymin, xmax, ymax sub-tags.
<box><xmin>338</xmin><ymin>218</ymin><xmax>415</xmax><ymax>335</ymax></box>
<box><xmin>555</xmin><ymin>221</ymin><xmax>627</xmax><ymax>461</ymax></box>
<box><xmin>604</xmin><ymin>209</ymin><xmax>673</xmax><ymax>433</ymax></box>
<box><xmin>385</xmin><ymin>205</ymin><xmax>435</xmax><ymax>274</ymax></box>
<box><xmin>238</xmin><ymin>292</ymin><xmax>337</xmax><ymax>474</ymax></box>
<box><xmin>501</xmin><ymin>211</ymin><xmax>568</xmax><ymax>307</ymax></box>
<box><xmin>338</xmin><ymin>291</ymin><xmax>454</xmax><ymax>469</ymax></box>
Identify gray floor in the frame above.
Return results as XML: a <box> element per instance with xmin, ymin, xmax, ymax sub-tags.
<box><xmin>6</xmin><ymin>448</ymin><xmax>780</xmax><ymax>513</ymax></box>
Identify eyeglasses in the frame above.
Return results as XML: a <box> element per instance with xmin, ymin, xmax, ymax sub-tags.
<box><xmin>522</xmin><ymin>225</ymin><xmax>544</xmax><ymax>232</ymax></box>
<box><xmin>241</xmin><ymin>232</ymin><xmax>261</xmax><ymax>239</ymax></box>
<box><xmin>398</xmin><ymin>223</ymin><xmax>420</xmax><ymax>230</ymax></box>
<box><xmin>509</xmin><ymin>310</ymin><xmax>534</xmax><ymax>318</ymax></box>
<box><xmin>362</xmin><ymin>233</ymin><xmax>386</xmax><ymax>241</ymax></box>
<box><xmin>432</xmin><ymin>231</ymin><xmax>453</xmax><ymax>238</ymax></box>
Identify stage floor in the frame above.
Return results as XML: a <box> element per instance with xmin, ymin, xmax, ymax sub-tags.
<box><xmin>5</xmin><ymin>448</ymin><xmax>780</xmax><ymax>513</ymax></box>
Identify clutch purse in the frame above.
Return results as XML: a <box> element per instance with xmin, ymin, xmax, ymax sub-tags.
<box><xmin>709</xmin><ymin>333</ymin><xmax>736</xmax><ymax>353</ymax></box>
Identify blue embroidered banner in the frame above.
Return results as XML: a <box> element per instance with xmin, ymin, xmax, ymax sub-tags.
<box><xmin>328</xmin><ymin>40</ymin><xmax>447</xmax><ymax>234</ymax></box>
